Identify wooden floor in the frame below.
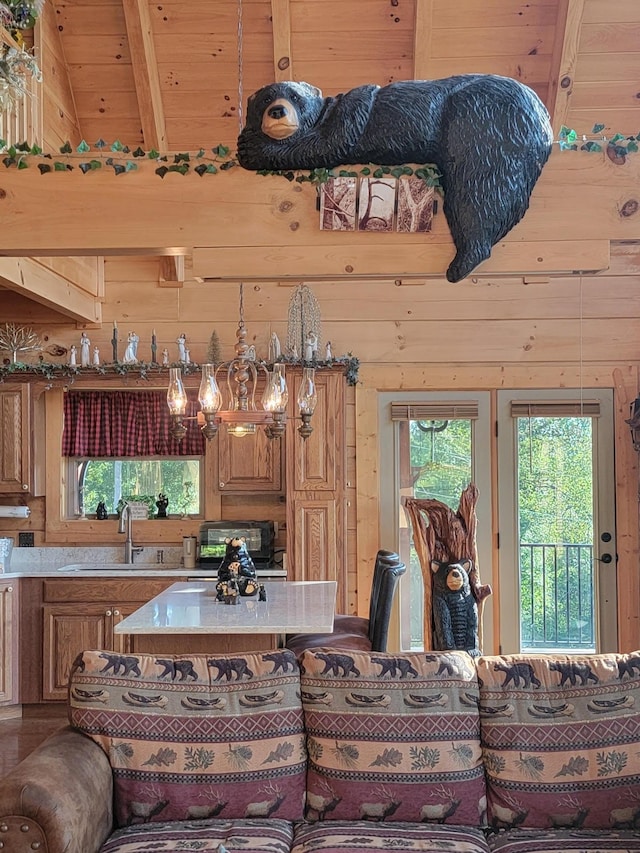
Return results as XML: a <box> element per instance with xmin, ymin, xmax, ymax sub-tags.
<box><xmin>0</xmin><ymin>706</ymin><xmax>68</xmax><ymax>779</ymax></box>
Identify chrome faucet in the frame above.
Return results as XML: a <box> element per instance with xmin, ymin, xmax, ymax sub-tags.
<box><xmin>118</xmin><ymin>501</ymin><xmax>144</xmax><ymax>564</ymax></box>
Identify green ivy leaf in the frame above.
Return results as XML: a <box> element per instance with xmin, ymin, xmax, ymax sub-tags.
<box><xmin>373</xmin><ymin>168</ymin><xmax>384</xmax><ymax>178</ymax></box>
<box><xmin>110</xmin><ymin>140</ymin><xmax>124</xmax><ymax>152</ymax></box>
<box><xmin>214</xmin><ymin>144</ymin><xmax>230</xmax><ymax>157</ymax></box>
<box><xmin>132</xmin><ymin>147</ymin><xmax>146</xmax><ymax>158</ymax></box>
<box><xmin>592</xmin><ymin>123</ymin><xmax>605</xmax><ymax>134</ymax></box>
<box><xmin>627</xmin><ymin>140</ymin><xmax>638</xmax><ymax>153</ymax></box>
<box><xmin>390</xmin><ymin>167</ymin><xmax>403</xmax><ymax>178</ymax></box>
<box><xmin>59</xmin><ymin>141</ymin><xmax>72</xmax><ymax>154</ymax></box>
<box><xmin>360</xmin><ymin>167</ymin><xmax>371</xmax><ymax>176</ymax></box>
<box><xmin>77</xmin><ymin>140</ymin><xmax>90</xmax><ymax>153</ymax></box>
<box><xmin>206</xmin><ymin>164</ymin><xmax>218</xmax><ymax>174</ymax></box>
<box><xmin>195</xmin><ymin>148</ymin><xmax>205</xmax><ymax>158</ymax></box>
<box><xmin>2</xmin><ymin>157</ymin><xmax>16</xmax><ymax>167</ymax></box>
<box><xmin>30</xmin><ymin>143</ymin><xmax>42</xmax><ymax>155</ymax></box>
<box><xmin>0</xmin><ymin>139</ymin><xmax>6</xmax><ymax>148</ymax></box>
<box><xmin>54</xmin><ymin>161</ymin><xmax>68</xmax><ymax>171</ymax></box>
<box><xmin>90</xmin><ymin>159</ymin><xmax>102</xmax><ymax>170</ymax></box>
<box><xmin>17</xmin><ymin>158</ymin><xmax>28</xmax><ymax>169</ymax></box>
<box><xmin>581</xmin><ymin>141</ymin><xmax>602</xmax><ymax>152</ymax></box>
<box><xmin>174</xmin><ymin>152</ymin><xmax>190</xmax><ymax>163</ymax></box>
<box><xmin>94</xmin><ymin>138</ymin><xmax>107</xmax><ymax>149</ymax></box>
<box><xmin>16</xmin><ymin>141</ymin><xmax>30</xmax><ymax>152</ymax></box>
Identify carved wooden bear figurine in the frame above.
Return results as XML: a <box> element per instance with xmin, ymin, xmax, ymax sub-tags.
<box><xmin>237</xmin><ymin>76</ymin><xmax>553</xmax><ymax>282</ymax></box>
<box><xmin>431</xmin><ymin>558</ymin><xmax>480</xmax><ymax>656</ymax></box>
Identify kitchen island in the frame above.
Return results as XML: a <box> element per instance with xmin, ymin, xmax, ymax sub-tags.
<box><xmin>113</xmin><ymin>580</ymin><xmax>337</xmax><ymax>653</ymax></box>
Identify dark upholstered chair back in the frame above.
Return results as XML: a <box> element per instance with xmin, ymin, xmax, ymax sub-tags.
<box><xmin>369</xmin><ymin>554</ymin><xmax>406</xmax><ymax>651</ymax></box>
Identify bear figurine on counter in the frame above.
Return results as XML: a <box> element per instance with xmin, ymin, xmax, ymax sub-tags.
<box><xmin>237</xmin><ymin>75</ymin><xmax>553</xmax><ymax>282</ymax></box>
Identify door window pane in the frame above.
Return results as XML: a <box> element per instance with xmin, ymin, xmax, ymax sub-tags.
<box><xmin>400</xmin><ymin>418</ymin><xmax>473</xmax><ymax>649</ymax></box>
<box><xmin>516</xmin><ymin>416</ymin><xmax>595</xmax><ymax>651</ymax></box>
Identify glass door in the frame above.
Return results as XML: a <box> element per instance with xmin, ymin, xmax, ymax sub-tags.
<box><xmin>497</xmin><ymin>390</ymin><xmax>617</xmax><ymax>654</ymax></box>
<box><xmin>378</xmin><ymin>391</ymin><xmax>492</xmax><ymax>652</ymax></box>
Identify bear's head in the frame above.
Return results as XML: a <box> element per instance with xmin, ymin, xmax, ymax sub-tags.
<box><xmin>431</xmin><ymin>559</ymin><xmax>473</xmax><ymax>597</ymax></box>
<box><xmin>243</xmin><ymin>81</ymin><xmax>324</xmax><ymax>142</ymax></box>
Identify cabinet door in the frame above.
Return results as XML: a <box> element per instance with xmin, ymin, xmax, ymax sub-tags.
<box><xmin>288</xmin><ymin>371</ymin><xmax>342</xmax><ymax>492</ymax></box>
<box><xmin>0</xmin><ymin>384</ymin><xmax>30</xmax><ymax>493</ymax></box>
<box><xmin>43</xmin><ymin>604</ymin><xmax>109</xmax><ymax>700</ymax></box>
<box><xmin>218</xmin><ymin>425</ymin><xmax>283</xmax><ymax>491</ymax></box>
<box><xmin>0</xmin><ymin>582</ymin><xmax>17</xmax><ymax>705</ymax></box>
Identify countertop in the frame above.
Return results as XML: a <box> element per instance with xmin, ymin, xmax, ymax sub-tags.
<box><xmin>0</xmin><ymin>567</ymin><xmax>287</xmax><ymax>580</ymax></box>
<box><xmin>114</xmin><ymin>580</ymin><xmax>337</xmax><ymax>635</ymax></box>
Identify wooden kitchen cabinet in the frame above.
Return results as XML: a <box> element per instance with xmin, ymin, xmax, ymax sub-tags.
<box><xmin>0</xmin><ymin>580</ymin><xmax>18</xmax><ymax>705</ymax></box>
<box><xmin>217</xmin><ymin>422</ymin><xmax>283</xmax><ymax>492</ymax></box>
<box><xmin>0</xmin><ymin>382</ymin><xmax>44</xmax><ymax>495</ymax></box>
<box><xmin>42</xmin><ymin>577</ymin><xmax>180</xmax><ymax>700</ymax></box>
<box><xmin>286</xmin><ymin>370</ymin><xmax>347</xmax><ymax>609</ymax></box>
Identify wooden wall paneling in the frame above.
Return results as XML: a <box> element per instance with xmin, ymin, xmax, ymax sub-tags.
<box><xmin>413</xmin><ymin>0</ymin><xmax>434</xmax><ymax>79</ymax></box>
<box><xmin>0</xmin><ymin>385</ymin><xmax>30</xmax><ymax>494</ymax></box>
<box><xmin>0</xmin><ymin>258</ymin><xmax>101</xmax><ymax>324</ymax></box>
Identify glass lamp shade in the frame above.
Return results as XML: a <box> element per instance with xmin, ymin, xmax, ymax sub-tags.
<box><xmin>297</xmin><ymin>367</ymin><xmax>317</xmax><ymax>414</ymax></box>
<box><xmin>262</xmin><ymin>363</ymin><xmax>289</xmax><ymax>413</ymax></box>
<box><xmin>167</xmin><ymin>367</ymin><xmax>187</xmax><ymax>415</ymax></box>
<box><xmin>198</xmin><ymin>364</ymin><xmax>222</xmax><ymax>413</ymax></box>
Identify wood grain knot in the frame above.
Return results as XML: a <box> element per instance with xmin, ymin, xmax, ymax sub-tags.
<box><xmin>0</xmin><ymin>189</ymin><xmax>6</xmax><ymax>199</ymax></box>
<box><xmin>277</xmin><ymin>57</ymin><xmax>290</xmax><ymax>71</ymax></box>
<box><xmin>278</xmin><ymin>200</ymin><xmax>293</xmax><ymax>213</ymax></box>
<box><xmin>620</xmin><ymin>199</ymin><xmax>639</xmax><ymax>218</ymax></box>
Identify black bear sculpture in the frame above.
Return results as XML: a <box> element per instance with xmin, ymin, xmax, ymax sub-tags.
<box><xmin>431</xmin><ymin>558</ymin><xmax>480</xmax><ymax>656</ymax></box>
<box><xmin>237</xmin><ymin>75</ymin><xmax>553</xmax><ymax>282</ymax></box>
<box><xmin>217</xmin><ymin>537</ymin><xmax>258</xmax><ymax>598</ymax></box>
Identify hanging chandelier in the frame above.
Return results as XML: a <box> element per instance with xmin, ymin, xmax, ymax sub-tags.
<box><xmin>166</xmin><ymin>284</ymin><xmax>317</xmax><ymax>441</ymax></box>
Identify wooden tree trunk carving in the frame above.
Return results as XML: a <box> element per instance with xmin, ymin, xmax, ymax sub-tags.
<box><xmin>403</xmin><ymin>484</ymin><xmax>492</xmax><ymax>651</ymax></box>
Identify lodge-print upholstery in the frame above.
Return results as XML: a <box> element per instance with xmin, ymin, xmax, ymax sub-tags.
<box><xmin>477</xmin><ymin>651</ymin><xmax>640</xmax><ymax>831</ymax></box>
<box><xmin>68</xmin><ymin>649</ymin><xmax>307</xmax><ymax>827</ymax></box>
<box><xmin>291</xmin><ymin>820</ymin><xmax>491</xmax><ymax>853</ymax></box>
<box><xmin>99</xmin><ymin>817</ymin><xmax>294</xmax><ymax>853</ymax></box>
<box><xmin>299</xmin><ymin>648</ymin><xmax>486</xmax><ymax>825</ymax></box>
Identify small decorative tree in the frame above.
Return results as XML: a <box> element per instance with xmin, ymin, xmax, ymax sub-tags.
<box><xmin>206</xmin><ymin>330</ymin><xmax>221</xmax><ymax>363</ymax></box>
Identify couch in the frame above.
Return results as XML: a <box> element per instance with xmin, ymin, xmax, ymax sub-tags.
<box><xmin>2</xmin><ymin>646</ymin><xmax>640</xmax><ymax>853</ymax></box>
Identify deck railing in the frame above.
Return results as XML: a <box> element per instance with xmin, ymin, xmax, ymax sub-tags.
<box><xmin>520</xmin><ymin>542</ymin><xmax>595</xmax><ymax>651</ymax></box>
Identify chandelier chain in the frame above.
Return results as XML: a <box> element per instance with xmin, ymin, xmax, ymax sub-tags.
<box><xmin>237</xmin><ymin>0</ymin><xmax>244</xmax><ymax>133</ymax></box>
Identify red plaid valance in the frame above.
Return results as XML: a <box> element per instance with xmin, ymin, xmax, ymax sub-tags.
<box><xmin>62</xmin><ymin>390</ymin><xmax>206</xmax><ymax>457</ymax></box>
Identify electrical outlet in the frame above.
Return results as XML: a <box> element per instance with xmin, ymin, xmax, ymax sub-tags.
<box><xmin>18</xmin><ymin>532</ymin><xmax>34</xmax><ymax>547</ymax></box>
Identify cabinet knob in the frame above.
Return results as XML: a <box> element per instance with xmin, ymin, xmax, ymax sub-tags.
<box><xmin>219</xmin><ymin>482</ymin><xmax>225</xmax><ymax>489</ymax></box>
<box><xmin>6</xmin><ymin>587</ymin><xmax>12</xmax><ymax>593</ymax></box>
<box><xmin>21</xmin><ymin>484</ymin><xmax>28</xmax><ymax>490</ymax></box>
<box><xmin>113</xmin><ymin>609</ymin><xmax>120</xmax><ymax>616</ymax></box>
<box><xmin>105</xmin><ymin>609</ymin><xmax>112</xmax><ymax>616</ymax></box>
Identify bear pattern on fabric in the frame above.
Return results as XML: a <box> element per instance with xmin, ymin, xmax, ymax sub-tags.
<box><xmin>237</xmin><ymin>76</ymin><xmax>553</xmax><ymax>282</ymax></box>
<box><xmin>431</xmin><ymin>559</ymin><xmax>480</xmax><ymax>656</ymax></box>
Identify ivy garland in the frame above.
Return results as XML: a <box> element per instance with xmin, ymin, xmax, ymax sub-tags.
<box><xmin>1</xmin><ymin>124</ymin><xmax>637</xmax><ymax>186</ymax></box>
<box><xmin>0</xmin><ymin>355</ymin><xmax>361</xmax><ymax>386</ymax></box>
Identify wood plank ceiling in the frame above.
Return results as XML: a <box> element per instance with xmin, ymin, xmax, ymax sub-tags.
<box><xmin>46</xmin><ymin>0</ymin><xmax>640</xmax><ymax>154</ymax></box>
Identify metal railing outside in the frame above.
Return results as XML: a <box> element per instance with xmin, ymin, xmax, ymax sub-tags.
<box><xmin>520</xmin><ymin>542</ymin><xmax>595</xmax><ymax>652</ymax></box>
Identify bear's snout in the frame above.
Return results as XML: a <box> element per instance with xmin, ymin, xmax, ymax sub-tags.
<box><xmin>268</xmin><ymin>104</ymin><xmax>288</xmax><ymax>120</ymax></box>
<box><xmin>260</xmin><ymin>97</ymin><xmax>300</xmax><ymax>140</ymax></box>
<box><xmin>446</xmin><ymin>569</ymin><xmax>465</xmax><ymax>592</ymax></box>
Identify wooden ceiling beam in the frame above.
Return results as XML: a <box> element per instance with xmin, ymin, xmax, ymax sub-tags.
<box><xmin>0</xmin><ymin>258</ymin><xmax>102</xmax><ymax>324</ymax></box>
<box><xmin>547</xmin><ymin>0</ymin><xmax>586</xmax><ymax>135</ymax></box>
<box><xmin>122</xmin><ymin>0</ymin><xmax>167</xmax><ymax>150</ymax></box>
<box><xmin>270</xmin><ymin>0</ymin><xmax>293</xmax><ymax>81</ymax></box>
<box><xmin>413</xmin><ymin>0</ymin><xmax>434</xmax><ymax>79</ymax></box>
